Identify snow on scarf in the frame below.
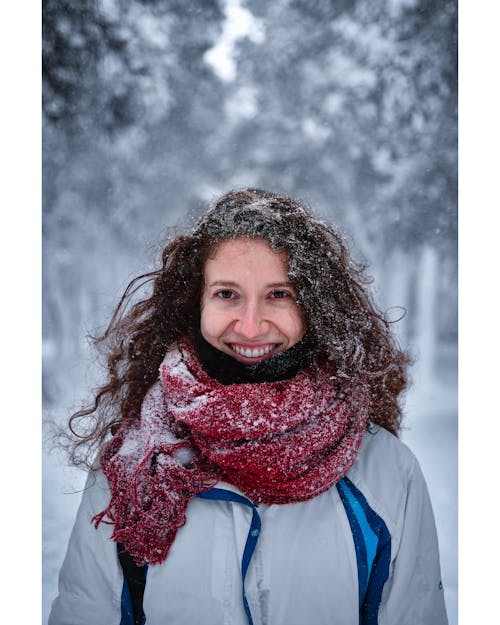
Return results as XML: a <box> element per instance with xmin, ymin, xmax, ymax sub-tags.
<box><xmin>93</xmin><ymin>341</ymin><xmax>369</xmax><ymax>565</ymax></box>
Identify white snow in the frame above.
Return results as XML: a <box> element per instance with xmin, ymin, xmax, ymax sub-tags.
<box><xmin>204</xmin><ymin>0</ymin><xmax>264</xmax><ymax>82</ymax></box>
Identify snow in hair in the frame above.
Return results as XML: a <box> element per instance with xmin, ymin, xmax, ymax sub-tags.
<box><xmin>192</xmin><ymin>189</ymin><xmax>368</xmax><ymax>358</ymax></box>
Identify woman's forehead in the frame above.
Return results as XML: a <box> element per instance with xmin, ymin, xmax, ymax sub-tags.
<box><xmin>204</xmin><ymin>238</ymin><xmax>289</xmax><ymax>277</ymax></box>
<box><xmin>208</xmin><ymin>237</ymin><xmax>286</xmax><ymax>261</ymax></box>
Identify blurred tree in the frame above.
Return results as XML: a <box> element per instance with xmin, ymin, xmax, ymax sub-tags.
<box><xmin>43</xmin><ymin>0</ymin><xmax>225</xmax><ymax>403</ymax></box>
<box><xmin>43</xmin><ymin>0</ymin><xmax>456</xmax><ymax>252</ymax></box>
<box><xmin>211</xmin><ymin>0</ymin><xmax>457</xmax><ymax>256</ymax></box>
<box><xmin>43</xmin><ymin>0</ymin><xmax>223</xmax><ymax>133</ymax></box>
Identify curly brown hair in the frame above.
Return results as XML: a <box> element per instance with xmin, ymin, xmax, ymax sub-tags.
<box><xmin>68</xmin><ymin>188</ymin><xmax>409</xmax><ymax>467</ymax></box>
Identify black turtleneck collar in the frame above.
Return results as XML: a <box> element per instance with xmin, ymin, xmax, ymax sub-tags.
<box><xmin>192</xmin><ymin>328</ymin><xmax>313</xmax><ymax>385</ymax></box>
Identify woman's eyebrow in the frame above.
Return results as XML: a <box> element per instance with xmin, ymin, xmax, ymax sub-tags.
<box><xmin>208</xmin><ymin>280</ymin><xmax>294</xmax><ymax>289</ymax></box>
<box><xmin>208</xmin><ymin>280</ymin><xmax>294</xmax><ymax>288</ymax></box>
<box><xmin>208</xmin><ymin>280</ymin><xmax>240</xmax><ymax>287</ymax></box>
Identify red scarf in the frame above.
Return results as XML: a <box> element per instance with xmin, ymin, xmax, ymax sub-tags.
<box><xmin>94</xmin><ymin>342</ymin><xmax>368</xmax><ymax>565</ymax></box>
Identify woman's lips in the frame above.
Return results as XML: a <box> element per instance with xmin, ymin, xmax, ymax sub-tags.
<box><xmin>227</xmin><ymin>342</ymin><xmax>280</xmax><ymax>363</ymax></box>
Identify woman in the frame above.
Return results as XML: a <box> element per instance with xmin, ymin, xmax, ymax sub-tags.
<box><xmin>49</xmin><ymin>189</ymin><xmax>448</xmax><ymax>625</ymax></box>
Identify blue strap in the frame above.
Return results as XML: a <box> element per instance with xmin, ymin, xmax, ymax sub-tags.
<box><xmin>337</xmin><ymin>477</ymin><xmax>391</xmax><ymax>625</ymax></box>
<box><xmin>120</xmin><ymin>575</ymin><xmax>147</xmax><ymax>625</ymax></box>
<box><xmin>120</xmin><ymin>577</ymin><xmax>135</xmax><ymax>625</ymax></box>
<box><xmin>197</xmin><ymin>488</ymin><xmax>261</xmax><ymax>625</ymax></box>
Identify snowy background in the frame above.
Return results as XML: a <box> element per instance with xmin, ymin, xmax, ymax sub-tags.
<box><xmin>42</xmin><ymin>1</ymin><xmax>457</xmax><ymax>623</ymax></box>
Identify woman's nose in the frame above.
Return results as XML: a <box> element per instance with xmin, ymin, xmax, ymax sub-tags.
<box><xmin>234</xmin><ymin>302</ymin><xmax>266</xmax><ymax>339</ymax></box>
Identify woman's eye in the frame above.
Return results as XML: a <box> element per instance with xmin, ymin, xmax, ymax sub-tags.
<box><xmin>216</xmin><ymin>290</ymin><xmax>236</xmax><ymax>300</ymax></box>
<box><xmin>270</xmin><ymin>290</ymin><xmax>290</xmax><ymax>299</ymax></box>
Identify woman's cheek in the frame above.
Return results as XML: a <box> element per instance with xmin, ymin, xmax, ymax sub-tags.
<box><xmin>200</xmin><ymin>303</ymin><xmax>227</xmax><ymax>340</ymax></box>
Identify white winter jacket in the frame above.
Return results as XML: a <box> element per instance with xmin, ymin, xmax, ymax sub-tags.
<box><xmin>49</xmin><ymin>425</ymin><xmax>448</xmax><ymax>625</ymax></box>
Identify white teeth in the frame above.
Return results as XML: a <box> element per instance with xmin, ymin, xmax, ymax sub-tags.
<box><xmin>231</xmin><ymin>344</ymin><xmax>275</xmax><ymax>358</ymax></box>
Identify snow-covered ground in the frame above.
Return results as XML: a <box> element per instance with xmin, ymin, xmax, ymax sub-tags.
<box><xmin>42</xmin><ymin>345</ymin><xmax>457</xmax><ymax>625</ymax></box>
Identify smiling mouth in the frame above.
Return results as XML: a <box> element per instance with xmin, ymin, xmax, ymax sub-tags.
<box><xmin>228</xmin><ymin>343</ymin><xmax>279</xmax><ymax>359</ymax></box>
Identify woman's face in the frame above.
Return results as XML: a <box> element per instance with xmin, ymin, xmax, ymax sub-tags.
<box><xmin>200</xmin><ymin>238</ymin><xmax>306</xmax><ymax>364</ymax></box>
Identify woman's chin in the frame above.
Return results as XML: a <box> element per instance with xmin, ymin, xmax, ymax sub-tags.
<box><xmin>230</xmin><ymin>352</ymin><xmax>275</xmax><ymax>365</ymax></box>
